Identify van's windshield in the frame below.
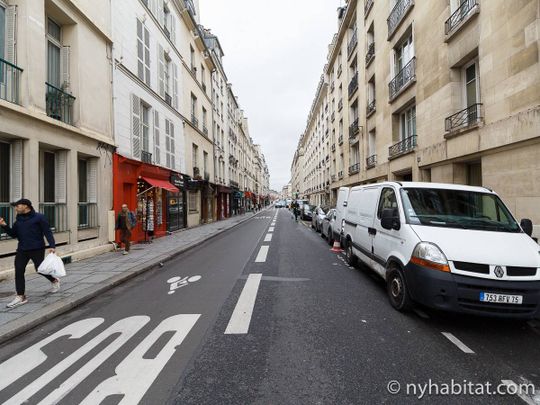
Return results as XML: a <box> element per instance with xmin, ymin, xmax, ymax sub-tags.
<box><xmin>400</xmin><ymin>188</ymin><xmax>521</xmax><ymax>233</ymax></box>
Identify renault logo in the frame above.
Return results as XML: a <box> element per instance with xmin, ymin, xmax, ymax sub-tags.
<box><xmin>494</xmin><ymin>266</ymin><xmax>505</xmax><ymax>278</ymax></box>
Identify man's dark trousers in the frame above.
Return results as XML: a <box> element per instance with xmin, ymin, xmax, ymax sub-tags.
<box><xmin>14</xmin><ymin>249</ymin><xmax>55</xmax><ymax>295</ymax></box>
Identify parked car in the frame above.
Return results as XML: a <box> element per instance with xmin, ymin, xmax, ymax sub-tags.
<box><xmin>275</xmin><ymin>200</ymin><xmax>286</xmax><ymax>208</ymax></box>
<box><xmin>321</xmin><ymin>209</ymin><xmax>337</xmax><ymax>244</ymax></box>
<box><xmin>301</xmin><ymin>204</ymin><xmax>315</xmax><ymax>221</ymax></box>
<box><xmin>311</xmin><ymin>206</ymin><xmax>328</xmax><ymax>232</ymax></box>
<box><xmin>334</xmin><ymin>187</ymin><xmax>350</xmax><ymax>243</ymax></box>
<box><xmin>286</xmin><ymin>199</ymin><xmax>293</xmax><ymax>208</ymax></box>
<box><xmin>342</xmin><ymin>181</ymin><xmax>540</xmax><ymax>319</ymax></box>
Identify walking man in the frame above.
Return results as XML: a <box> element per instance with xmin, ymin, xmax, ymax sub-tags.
<box><xmin>116</xmin><ymin>204</ymin><xmax>133</xmax><ymax>255</ymax></box>
<box><xmin>0</xmin><ymin>199</ymin><xmax>59</xmax><ymax>308</ymax></box>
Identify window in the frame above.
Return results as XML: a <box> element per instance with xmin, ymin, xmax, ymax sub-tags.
<box><xmin>192</xmin><ymin>144</ymin><xmax>198</xmax><ymax>168</ymax></box>
<box><xmin>141</xmin><ymin>104</ymin><xmax>150</xmax><ymax>153</ymax></box>
<box><xmin>137</xmin><ymin>19</ymin><xmax>150</xmax><ymax>85</ymax></box>
<box><xmin>202</xmin><ymin>107</ymin><xmax>207</xmax><ymax>130</ymax></box>
<box><xmin>189</xmin><ymin>191</ymin><xmax>198</xmax><ymax>212</ymax></box>
<box><xmin>47</xmin><ymin>18</ymin><xmax>61</xmax><ymax>88</ymax></box>
<box><xmin>463</xmin><ymin>60</ymin><xmax>479</xmax><ymax>107</ymax></box>
<box><xmin>0</xmin><ymin>5</ymin><xmax>5</xmax><ymax>60</ymax></box>
<box><xmin>154</xmin><ymin>110</ymin><xmax>160</xmax><ymax>165</ymax></box>
<box><xmin>201</xmin><ymin>64</ymin><xmax>206</xmax><ymax>88</ymax></box>
<box><xmin>165</xmin><ymin>119</ymin><xmax>175</xmax><ymax>169</ymax></box>
<box><xmin>399</xmin><ymin>105</ymin><xmax>416</xmax><ymax>140</ymax></box>
<box><xmin>191</xmin><ymin>93</ymin><xmax>197</xmax><ymax>116</ymax></box>
<box><xmin>164</xmin><ymin>55</ymin><xmax>171</xmax><ymax>100</ymax></box>
<box><xmin>377</xmin><ymin>188</ymin><xmax>398</xmax><ymax>219</ymax></box>
<box><xmin>203</xmin><ymin>151</ymin><xmax>208</xmax><ymax>175</ymax></box>
<box><xmin>43</xmin><ymin>152</ymin><xmax>56</xmax><ymax>203</ymax></box>
<box><xmin>368</xmin><ymin>130</ymin><xmax>376</xmax><ymax>156</ymax></box>
<box><xmin>394</xmin><ymin>34</ymin><xmax>414</xmax><ymax>74</ymax></box>
<box><xmin>190</xmin><ymin>45</ymin><xmax>195</xmax><ymax>73</ymax></box>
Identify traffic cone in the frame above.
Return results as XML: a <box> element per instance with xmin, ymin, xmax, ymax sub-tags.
<box><xmin>331</xmin><ymin>239</ymin><xmax>343</xmax><ymax>253</ymax></box>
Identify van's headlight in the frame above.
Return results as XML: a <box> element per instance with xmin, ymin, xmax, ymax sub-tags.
<box><xmin>411</xmin><ymin>242</ymin><xmax>450</xmax><ymax>272</ymax></box>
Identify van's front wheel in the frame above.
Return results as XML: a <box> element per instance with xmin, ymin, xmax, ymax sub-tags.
<box><xmin>345</xmin><ymin>240</ymin><xmax>358</xmax><ymax>267</ymax></box>
<box><xmin>387</xmin><ymin>266</ymin><xmax>412</xmax><ymax>311</ymax></box>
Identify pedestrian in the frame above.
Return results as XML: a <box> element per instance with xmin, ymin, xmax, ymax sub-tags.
<box><xmin>0</xmin><ymin>198</ymin><xmax>59</xmax><ymax>308</ymax></box>
<box><xmin>116</xmin><ymin>204</ymin><xmax>135</xmax><ymax>255</ymax></box>
<box><xmin>293</xmin><ymin>201</ymin><xmax>300</xmax><ymax>222</ymax></box>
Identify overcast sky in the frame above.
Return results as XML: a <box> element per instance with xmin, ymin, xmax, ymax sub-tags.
<box><xmin>199</xmin><ymin>0</ymin><xmax>343</xmax><ymax>191</ymax></box>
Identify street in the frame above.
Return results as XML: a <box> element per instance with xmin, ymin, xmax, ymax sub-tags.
<box><xmin>0</xmin><ymin>207</ymin><xmax>539</xmax><ymax>404</ymax></box>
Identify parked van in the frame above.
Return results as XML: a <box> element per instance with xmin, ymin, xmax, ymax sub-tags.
<box><xmin>334</xmin><ymin>187</ymin><xmax>350</xmax><ymax>243</ymax></box>
<box><xmin>342</xmin><ymin>182</ymin><xmax>540</xmax><ymax>318</ymax></box>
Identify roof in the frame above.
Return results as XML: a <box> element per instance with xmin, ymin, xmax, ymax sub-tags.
<box><xmin>350</xmin><ymin>182</ymin><xmax>494</xmax><ymax>194</ymax></box>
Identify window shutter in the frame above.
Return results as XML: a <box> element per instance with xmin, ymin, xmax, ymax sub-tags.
<box><xmin>170</xmin><ymin>15</ymin><xmax>176</xmax><ymax>44</ymax></box>
<box><xmin>172</xmin><ymin>63</ymin><xmax>179</xmax><ymax>109</ymax></box>
<box><xmin>60</xmin><ymin>46</ymin><xmax>71</xmax><ymax>90</ymax></box>
<box><xmin>131</xmin><ymin>94</ymin><xmax>142</xmax><ymax>159</ymax></box>
<box><xmin>153</xmin><ymin>110</ymin><xmax>160</xmax><ymax>165</ymax></box>
<box><xmin>158</xmin><ymin>44</ymin><xmax>165</xmax><ymax>97</ymax></box>
<box><xmin>55</xmin><ymin>150</ymin><xmax>67</xmax><ymax>204</ymax></box>
<box><xmin>144</xmin><ymin>27</ymin><xmax>151</xmax><ymax>86</ymax></box>
<box><xmin>10</xmin><ymin>139</ymin><xmax>23</xmax><ymax>202</ymax></box>
<box><xmin>5</xmin><ymin>5</ymin><xmax>17</xmax><ymax>64</ymax></box>
<box><xmin>87</xmin><ymin>159</ymin><xmax>97</xmax><ymax>203</ymax></box>
<box><xmin>158</xmin><ymin>0</ymin><xmax>165</xmax><ymax>27</ymax></box>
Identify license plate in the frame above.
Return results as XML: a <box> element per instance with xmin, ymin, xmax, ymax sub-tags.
<box><xmin>479</xmin><ymin>292</ymin><xmax>523</xmax><ymax>305</ymax></box>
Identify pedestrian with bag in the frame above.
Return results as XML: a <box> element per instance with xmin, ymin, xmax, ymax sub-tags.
<box><xmin>116</xmin><ymin>204</ymin><xmax>135</xmax><ymax>255</ymax></box>
<box><xmin>0</xmin><ymin>199</ymin><xmax>59</xmax><ymax>308</ymax></box>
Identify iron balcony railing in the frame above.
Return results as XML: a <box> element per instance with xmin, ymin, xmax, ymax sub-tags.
<box><xmin>337</xmin><ymin>65</ymin><xmax>342</xmax><ymax>77</ymax></box>
<box><xmin>338</xmin><ymin>171</ymin><xmax>344</xmax><ymax>179</ymax></box>
<box><xmin>338</xmin><ymin>99</ymin><xmax>343</xmax><ymax>111</ymax></box>
<box><xmin>445</xmin><ymin>103</ymin><xmax>483</xmax><ymax>132</ymax></box>
<box><xmin>367</xmin><ymin>99</ymin><xmax>376</xmax><ymax>117</ymax></box>
<box><xmin>347</xmin><ymin>29</ymin><xmax>358</xmax><ymax>57</ymax></box>
<box><xmin>165</xmin><ymin>92</ymin><xmax>172</xmax><ymax>106</ymax></box>
<box><xmin>331</xmin><ymin>174</ymin><xmax>336</xmax><ymax>181</ymax></box>
<box><xmin>191</xmin><ymin>114</ymin><xmax>198</xmax><ymax>128</ymax></box>
<box><xmin>0</xmin><ymin>57</ymin><xmax>23</xmax><ymax>105</ymax></box>
<box><xmin>349</xmin><ymin>118</ymin><xmax>360</xmax><ymax>138</ymax></box>
<box><xmin>366</xmin><ymin>42</ymin><xmax>375</xmax><ymax>66</ymax></box>
<box><xmin>389</xmin><ymin>57</ymin><xmax>416</xmax><ymax>101</ymax></box>
<box><xmin>46</xmin><ymin>82</ymin><xmax>75</xmax><ymax>125</ymax></box>
<box><xmin>141</xmin><ymin>150</ymin><xmax>152</xmax><ymax>164</ymax></box>
<box><xmin>365</xmin><ymin>0</ymin><xmax>374</xmax><ymax>17</ymax></box>
<box><xmin>348</xmin><ymin>72</ymin><xmax>358</xmax><ymax>98</ymax></box>
<box><xmin>163</xmin><ymin>25</ymin><xmax>171</xmax><ymax>40</ymax></box>
<box><xmin>185</xmin><ymin>0</ymin><xmax>196</xmax><ymax>17</ymax></box>
<box><xmin>366</xmin><ymin>154</ymin><xmax>377</xmax><ymax>168</ymax></box>
<box><xmin>39</xmin><ymin>203</ymin><xmax>68</xmax><ymax>233</ymax></box>
<box><xmin>78</xmin><ymin>202</ymin><xmax>98</xmax><ymax>229</ymax></box>
<box><xmin>349</xmin><ymin>163</ymin><xmax>360</xmax><ymax>174</ymax></box>
<box><xmin>331</xmin><ymin>144</ymin><xmax>336</xmax><ymax>152</ymax></box>
<box><xmin>388</xmin><ymin>0</ymin><xmax>414</xmax><ymax>38</ymax></box>
<box><xmin>193</xmin><ymin>166</ymin><xmax>200</xmax><ymax>178</ymax></box>
<box><xmin>331</xmin><ymin>112</ymin><xmax>335</xmax><ymax>122</ymax></box>
<box><xmin>203</xmin><ymin>125</ymin><xmax>208</xmax><ymax>135</ymax></box>
<box><xmin>330</xmin><ymin>82</ymin><xmax>335</xmax><ymax>93</ymax></box>
<box><xmin>389</xmin><ymin>135</ymin><xmax>417</xmax><ymax>159</ymax></box>
<box><xmin>445</xmin><ymin>0</ymin><xmax>478</xmax><ymax>35</ymax></box>
<box><xmin>0</xmin><ymin>204</ymin><xmax>14</xmax><ymax>240</ymax></box>
<box><xmin>338</xmin><ymin>135</ymin><xmax>344</xmax><ymax>145</ymax></box>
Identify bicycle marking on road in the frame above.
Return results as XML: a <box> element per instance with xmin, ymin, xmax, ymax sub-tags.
<box><xmin>255</xmin><ymin>245</ymin><xmax>269</xmax><ymax>262</ymax></box>
<box><xmin>441</xmin><ymin>332</ymin><xmax>475</xmax><ymax>354</ymax></box>
<box><xmin>167</xmin><ymin>275</ymin><xmax>202</xmax><ymax>294</ymax></box>
<box><xmin>224</xmin><ymin>274</ymin><xmax>263</xmax><ymax>334</ymax></box>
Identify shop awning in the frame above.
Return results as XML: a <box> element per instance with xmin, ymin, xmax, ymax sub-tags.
<box><xmin>142</xmin><ymin>177</ymin><xmax>180</xmax><ymax>193</ymax></box>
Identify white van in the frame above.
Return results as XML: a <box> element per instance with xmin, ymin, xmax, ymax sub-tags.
<box><xmin>334</xmin><ymin>187</ymin><xmax>350</xmax><ymax>243</ymax></box>
<box><xmin>342</xmin><ymin>181</ymin><xmax>540</xmax><ymax>318</ymax></box>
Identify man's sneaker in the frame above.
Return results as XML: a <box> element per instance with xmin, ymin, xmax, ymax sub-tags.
<box><xmin>122</xmin><ymin>251</ymin><xmax>129</xmax><ymax>255</ymax></box>
<box><xmin>51</xmin><ymin>279</ymin><xmax>61</xmax><ymax>293</ymax></box>
<box><xmin>6</xmin><ymin>295</ymin><xmax>27</xmax><ymax>308</ymax></box>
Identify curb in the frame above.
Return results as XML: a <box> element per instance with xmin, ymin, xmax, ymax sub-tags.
<box><xmin>0</xmin><ymin>210</ymin><xmax>265</xmax><ymax>345</ymax></box>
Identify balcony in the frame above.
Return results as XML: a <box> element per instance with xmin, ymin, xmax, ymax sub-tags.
<box><xmin>389</xmin><ymin>57</ymin><xmax>416</xmax><ymax>102</ymax></box>
<box><xmin>230</xmin><ymin>180</ymin><xmax>239</xmax><ymax>188</ymax></box>
<box><xmin>39</xmin><ymin>203</ymin><xmax>68</xmax><ymax>233</ymax></box>
<box><xmin>365</xmin><ymin>0</ymin><xmax>374</xmax><ymax>17</ymax></box>
<box><xmin>193</xmin><ymin>166</ymin><xmax>201</xmax><ymax>178</ymax></box>
<box><xmin>338</xmin><ymin>135</ymin><xmax>344</xmax><ymax>145</ymax></box>
<box><xmin>203</xmin><ymin>125</ymin><xmax>208</xmax><ymax>135</ymax></box>
<box><xmin>349</xmin><ymin>118</ymin><xmax>361</xmax><ymax>138</ymax></box>
<box><xmin>388</xmin><ymin>135</ymin><xmax>417</xmax><ymax>159</ymax></box>
<box><xmin>349</xmin><ymin>163</ymin><xmax>360</xmax><ymax>175</ymax></box>
<box><xmin>141</xmin><ymin>150</ymin><xmax>153</xmax><ymax>164</ymax></box>
<box><xmin>444</xmin><ymin>103</ymin><xmax>483</xmax><ymax>135</ymax></box>
<box><xmin>330</xmin><ymin>82</ymin><xmax>335</xmax><ymax>93</ymax></box>
<box><xmin>347</xmin><ymin>29</ymin><xmax>358</xmax><ymax>57</ymax></box>
<box><xmin>337</xmin><ymin>65</ymin><xmax>342</xmax><ymax>78</ymax></box>
<box><xmin>163</xmin><ymin>25</ymin><xmax>171</xmax><ymax>40</ymax></box>
<box><xmin>331</xmin><ymin>144</ymin><xmax>336</xmax><ymax>152</ymax></box>
<box><xmin>338</xmin><ymin>171</ymin><xmax>344</xmax><ymax>179</ymax></box>
<box><xmin>387</xmin><ymin>0</ymin><xmax>414</xmax><ymax>39</ymax></box>
<box><xmin>202</xmin><ymin>82</ymin><xmax>207</xmax><ymax>93</ymax></box>
<box><xmin>185</xmin><ymin>0</ymin><xmax>196</xmax><ymax>18</ymax></box>
<box><xmin>331</xmin><ymin>174</ymin><xmax>336</xmax><ymax>182</ymax></box>
<box><xmin>366</xmin><ymin>99</ymin><xmax>376</xmax><ymax>117</ymax></box>
<box><xmin>191</xmin><ymin>114</ymin><xmax>199</xmax><ymax>128</ymax></box>
<box><xmin>365</xmin><ymin>42</ymin><xmax>375</xmax><ymax>67</ymax></box>
<box><xmin>445</xmin><ymin>0</ymin><xmax>479</xmax><ymax>36</ymax></box>
<box><xmin>0</xmin><ymin>57</ymin><xmax>23</xmax><ymax>105</ymax></box>
<box><xmin>338</xmin><ymin>99</ymin><xmax>343</xmax><ymax>111</ymax></box>
<box><xmin>165</xmin><ymin>92</ymin><xmax>172</xmax><ymax>106</ymax></box>
<box><xmin>46</xmin><ymin>83</ymin><xmax>75</xmax><ymax>125</ymax></box>
<box><xmin>366</xmin><ymin>154</ymin><xmax>377</xmax><ymax>169</ymax></box>
<box><xmin>331</xmin><ymin>112</ymin><xmax>335</xmax><ymax>122</ymax></box>
<box><xmin>78</xmin><ymin>202</ymin><xmax>98</xmax><ymax>229</ymax></box>
<box><xmin>348</xmin><ymin>72</ymin><xmax>358</xmax><ymax>99</ymax></box>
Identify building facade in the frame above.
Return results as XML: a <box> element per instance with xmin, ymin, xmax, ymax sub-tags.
<box><xmin>0</xmin><ymin>0</ymin><xmax>115</xmax><ymax>273</ymax></box>
<box><xmin>291</xmin><ymin>0</ymin><xmax>540</xmax><ymax>236</ymax></box>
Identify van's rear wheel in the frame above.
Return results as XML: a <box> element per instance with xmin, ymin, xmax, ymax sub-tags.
<box><xmin>345</xmin><ymin>240</ymin><xmax>357</xmax><ymax>267</ymax></box>
<box><xmin>387</xmin><ymin>266</ymin><xmax>412</xmax><ymax>311</ymax></box>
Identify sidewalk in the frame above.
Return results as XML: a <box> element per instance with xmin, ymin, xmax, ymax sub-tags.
<box><xmin>0</xmin><ymin>210</ymin><xmax>261</xmax><ymax>344</ymax></box>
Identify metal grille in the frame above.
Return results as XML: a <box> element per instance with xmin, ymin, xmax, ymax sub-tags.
<box><xmin>347</xmin><ymin>29</ymin><xmax>358</xmax><ymax>57</ymax></box>
<box><xmin>366</xmin><ymin>154</ymin><xmax>377</xmax><ymax>168</ymax></box>
<box><xmin>387</xmin><ymin>0</ymin><xmax>414</xmax><ymax>38</ymax></box>
<box><xmin>389</xmin><ymin>57</ymin><xmax>416</xmax><ymax>101</ymax></box>
<box><xmin>366</xmin><ymin>99</ymin><xmax>376</xmax><ymax>117</ymax></box>
<box><xmin>39</xmin><ymin>203</ymin><xmax>68</xmax><ymax>233</ymax></box>
<box><xmin>0</xmin><ymin>57</ymin><xmax>23</xmax><ymax>105</ymax></box>
<box><xmin>46</xmin><ymin>82</ymin><xmax>75</xmax><ymax>125</ymax></box>
<box><xmin>365</xmin><ymin>42</ymin><xmax>375</xmax><ymax>66</ymax></box>
<box><xmin>348</xmin><ymin>72</ymin><xmax>358</xmax><ymax>97</ymax></box>
<box><xmin>445</xmin><ymin>103</ymin><xmax>483</xmax><ymax>132</ymax></box>
<box><xmin>445</xmin><ymin>0</ymin><xmax>478</xmax><ymax>34</ymax></box>
<box><xmin>78</xmin><ymin>202</ymin><xmax>98</xmax><ymax>229</ymax></box>
<box><xmin>388</xmin><ymin>135</ymin><xmax>417</xmax><ymax>158</ymax></box>
<box><xmin>349</xmin><ymin>163</ymin><xmax>360</xmax><ymax>174</ymax></box>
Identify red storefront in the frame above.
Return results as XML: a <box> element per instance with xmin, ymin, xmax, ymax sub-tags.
<box><xmin>113</xmin><ymin>153</ymin><xmax>179</xmax><ymax>243</ymax></box>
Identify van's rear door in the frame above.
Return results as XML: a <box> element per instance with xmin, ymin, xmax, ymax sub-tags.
<box><xmin>347</xmin><ymin>187</ymin><xmax>378</xmax><ymax>268</ymax></box>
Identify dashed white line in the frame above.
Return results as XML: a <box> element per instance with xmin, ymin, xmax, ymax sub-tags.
<box><xmin>441</xmin><ymin>332</ymin><xmax>475</xmax><ymax>354</ymax></box>
<box><xmin>255</xmin><ymin>245</ymin><xmax>269</xmax><ymax>262</ymax></box>
<box><xmin>500</xmin><ymin>379</ymin><xmax>539</xmax><ymax>405</ymax></box>
<box><xmin>268</xmin><ymin>227</ymin><xmax>275</xmax><ymax>232</ymax></box>
<box><xmin>264</xmin><ymin>234</ymin><xmax>273</xmax><ymax>242</ymax></box>
<box><xmin>224</xmin><ymin>274</ymin><xmax>262</xmax><ymax>334</ymax></box>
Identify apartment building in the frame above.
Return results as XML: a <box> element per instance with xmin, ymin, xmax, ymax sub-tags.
<box><xmin>292</xmin><ymin>0</ymin><xmax>540</xmax><ymax>236</ymax></box>
<box><xmin>0</xmin><ymin>0</ymin><xmax>115</xmax><ymax>273</ymax></box>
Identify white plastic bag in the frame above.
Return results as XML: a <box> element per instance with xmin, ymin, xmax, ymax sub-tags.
<box><xmin>38</xmin><ymin>253</ymin><xmax>66</xmax><ymax>278</ymax></box>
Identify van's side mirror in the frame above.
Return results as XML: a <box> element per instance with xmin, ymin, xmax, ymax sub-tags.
<box><xmin>520</xmin><ymin>218</ymin><xmax>533</xmax><ymax>237</ymax></box>
<box><xmin>381</xmin><ymin>208</ymin><xmax>400</xmax><ymax>231</ymax></box>
<box><xmin>343</xmin><ymin>201</ymin><xmax>348</xmax><ymax>207</ymax></box>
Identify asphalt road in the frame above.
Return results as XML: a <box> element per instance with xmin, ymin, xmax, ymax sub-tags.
<box><xmin>0</xmin><ymin>207</ymin><xmax>539</xmax><ymax>404</ymax></box>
